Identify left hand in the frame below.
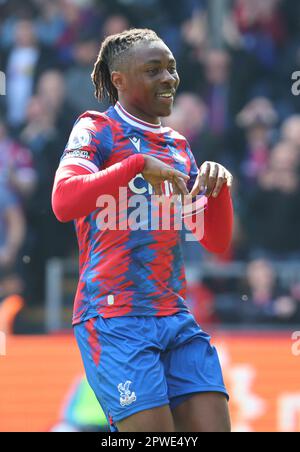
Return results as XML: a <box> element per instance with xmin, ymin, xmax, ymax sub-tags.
<box><xmin>189</xmin><ymin>161</ymin><xmax>233</xmax><ymax>198</ymax></box>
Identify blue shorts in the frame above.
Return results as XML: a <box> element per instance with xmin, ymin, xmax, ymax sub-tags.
<box><xmin>74</xmin><ymin>311</ymin><xmax>228</xmax><ymax>431</ymax></box>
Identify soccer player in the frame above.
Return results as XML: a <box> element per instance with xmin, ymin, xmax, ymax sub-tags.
<box><xmin>52</xmin><ymin>29</ymin><xmax>233</xmax><ymax>432</ymax></box>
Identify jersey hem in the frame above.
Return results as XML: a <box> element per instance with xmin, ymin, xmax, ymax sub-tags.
<box><xmin>72</xmin><ymin>307</ymin><xmax>190</xmax><ymax>326</ymax></box>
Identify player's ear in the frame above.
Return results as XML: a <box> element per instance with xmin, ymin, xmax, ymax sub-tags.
<box><xmin>111</xmin><ymin>71</ymin><xmax>127</xmax><ymax>93</ymax></box>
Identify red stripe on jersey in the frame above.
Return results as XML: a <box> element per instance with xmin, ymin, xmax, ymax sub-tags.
<box><xmin>52</xmin><ymin>154</ymin><xmax>145</xmax><ymax>222</ymax></box>
<box><xmin>85</xmin><ymin>317</ymin><xmax>101</xmax><ymax>367</ymax></box>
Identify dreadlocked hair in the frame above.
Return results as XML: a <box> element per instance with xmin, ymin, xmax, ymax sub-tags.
<box><xmin>91</xmin><ymin>28</ymin><xmax>161</xmax><ymax>105</ymax></box>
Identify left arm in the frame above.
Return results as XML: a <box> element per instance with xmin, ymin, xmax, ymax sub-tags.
<box><xmin>199</xmin><ymin>183</ymin><xmax>233</xmax><ymax>254</ymax></box>
<box><xmin>186</xmin><ymin>160</ymin><xmax>234</xmax><ymax>254</ymax></box>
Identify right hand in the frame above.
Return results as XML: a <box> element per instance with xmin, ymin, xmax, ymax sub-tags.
<box><xmin>142</xmin><ymin>155</ymin><xmax>189</xmax><ymax>196</ymax></box>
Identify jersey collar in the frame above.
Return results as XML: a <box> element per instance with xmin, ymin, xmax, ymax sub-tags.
<box><xmin>114</xmin><ymin>101</ymin><xmax>163</xmax><ymax>134</ymax></box>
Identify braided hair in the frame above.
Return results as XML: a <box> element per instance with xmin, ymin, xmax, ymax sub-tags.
<box><xmin>91</xmin><ymin>28</ymin><xmax>161</xmax><ymax>105</ymax></box>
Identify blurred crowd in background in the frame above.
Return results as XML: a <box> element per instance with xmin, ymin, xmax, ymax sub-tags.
<box><xmin>1</xmin><ymin>0</ymin><xmax>300</xmax><ymax>332</ymax></box>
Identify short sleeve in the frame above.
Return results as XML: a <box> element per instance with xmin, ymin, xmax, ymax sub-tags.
<box><xmin>59</xmin><ymin>113</ymin><xmax>113</xmax><ymax>174</ymax></box>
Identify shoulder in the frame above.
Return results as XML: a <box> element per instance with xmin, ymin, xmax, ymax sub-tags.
<box><xmin>68</xmin><ymin>110</ymin><xmax>114</xmax><ymax>151</ymax></box>
<box><xmin>74</xmin><ymin>109</ymin><xmax>114</xmax><ymax>132</ymax></box>
<box><xmin>65</xmin><ymin>110</ymin><xmax>115</xmax><ymax>163</ymax></box>
<box><xmin>162</xmin><ymin>127</ymin><xmax>197</xmax><ymax>169</ymax></box>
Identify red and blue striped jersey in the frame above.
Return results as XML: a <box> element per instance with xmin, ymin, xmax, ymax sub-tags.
<box><xmin>59</xmin><ymin>102</ymin><xmax>200</xmax><ymax>325</ymax></box>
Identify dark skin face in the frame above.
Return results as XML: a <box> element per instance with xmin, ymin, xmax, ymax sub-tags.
<box><xmin>110</xmin><ymin>39</ymin><xmax>233</xmax><ymax>200</ymax></box>
<box><xmin>111</xmin><ymin>40</ymin><xmax>180</xmax><ymax>124</ymax></box>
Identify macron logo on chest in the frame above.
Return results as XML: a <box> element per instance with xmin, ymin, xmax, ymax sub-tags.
<box><xmin>129</xmin><ymin>136</ymin><xmax>141</xmax><ymax>152</ymax></box>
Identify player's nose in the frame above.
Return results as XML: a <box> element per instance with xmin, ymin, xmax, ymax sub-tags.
<box><xmin>160</xmin><ymin>69</ymin><xmax>178</xmax><ymax>87</ymax></box>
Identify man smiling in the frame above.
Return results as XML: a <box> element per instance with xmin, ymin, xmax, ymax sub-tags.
<box><xmin>52</xmin><ymin>28</ymin><xmax>233</xmax><ymax>432</ymax></box>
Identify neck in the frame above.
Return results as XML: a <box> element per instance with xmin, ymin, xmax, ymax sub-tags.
<box><xmin>117</xmin><ymin>98</ymin><xmax>161</xmax><ymax>125</ymax></box>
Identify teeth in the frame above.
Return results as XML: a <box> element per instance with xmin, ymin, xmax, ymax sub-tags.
<box><xmin>158</xmin><ymin>93</ymin><xmax>173</xmax><ymax>98</ymax></box>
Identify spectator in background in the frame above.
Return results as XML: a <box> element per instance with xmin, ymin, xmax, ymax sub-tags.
<box><xmin>234</xmin><ymin>98</ymin><xmax>279</xmax><ymax>262</ymax></box>
<box><xmin>3</xmin><ymin>18</ymin><xmax>56</xmax><ymax>129</ymax></box>
<box><xmin>101</xmin><ymin>14</ymin><xmax>130</xmax><ymax>39</ymax></box>
<box><xmin>20</xmin><ymin>94</ymin><xmax>62</xmax><ymax>176</ymax></box>
<box><xmin>36</xmin><ymin>69</ymin><xmax>75</xmax><ymax>138</ymax></box>
<box><xmin>241</xmin><ymin>259</ymin><xmax>300</xmax><ymax>324</ymax></box>
<box><xmin>223</xmin><ymin>0</ymin><xmax>288</xmax><ymax>101</ymax></box>
<box><xmin>281</xmin><ymin>115</ymin><xmax>300</xmax><ymax>152</ymax></box>
<box><xmin>0</xmin><ymin>187</ymin><xmax>25</xmax><ymax>289</ymax></box>
<box><xmin>35</xmin><ymin>0</ymin><xmax>66</xmax><ymax>47</ymax></box>
<box><xmin>231</xmin><ymin>0</ymin><xmax>287</xmax><ymax>69</ymax></box>
<box><xmin>19</xmin><ymin>94</ymin><xmax>75</xmax><ymax>306</ymax></box>
<box><xmin>0</xmin><ymin>0</ymin><xmax>37</xmax><ymax>49</ymax></box>
<box><xmin>163</xmin><ymin>92</ymin><xmax>223</xmax><ymax>165</ymax></box>
<box><xmin>242</xmin><ymin>259</ymin><xmax>281</xmax><ymax>323</ymax></box>
<box><xmin>0</xmin><ymin>116</ymin><xmax>36</xmax><ymax>197</ymax></box>
<box><xmin>74</xmin><ymin>13</ymin><xmax>130</xmax><ymax>111</ymax></box>
<box><xmin>236</xmin><ymin>97</ymin><xmax>277</xmax><ymax>191</ymax></box>
<box><xmin>65</xmin><ymin>33</ymin><xmax>107</xmax><ymax>115</ymax></box>
<box><xmin>198</xmin><ymin>47</ymin><xmax>251</xmax><ymax>149</ymax></box>
<box><xmin>55</xmin><ymin>0</ymin><xmax>103</xmax><ymax>67</ymax></box>
<box><xmin>214</xmin><ymin>259</ymin><xmax>300</xmax><ymax>324</ymax></box>
<box><xmin>163</xmin><ymin>92</ymin><xmax>207</xmax><ymax>140</ymax></box>
<box><xmin>243</xmin><ymin>141</ymin><xmax>300</xmax><ymax>259</ymax></box>
<box><xmin>201</xmin><ymin>49</ymin><xmax>231</xmax><ymax>137</ymax></box>
<box><xmin>0</xmin><ymin>115</ymin><xmax>36</xmax><ymax>327</ymax></box>
<box><xmin>176</xmin><ymin>9</ymin><xmax>208</xmax><ymax>93</ymax></box>
<box><xmin>0</xmin><ymin>186</ymin><xmax>25</xmax><ymax>334</ymax></box>
<box><xmin>20</xmin><ymin>93</ymin><xmax>67</xmax><ymax>221</ymax></box>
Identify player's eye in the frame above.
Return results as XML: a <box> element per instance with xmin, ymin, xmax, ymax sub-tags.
<box><xmin>168</xmin><ymin>66</ymin><xmax>177</xmax><ymax>74</ymax></box>
<box><xmin>147</xmin><ymin>68</ymin><xmax>160</xmax><ymax>76</ymax></box>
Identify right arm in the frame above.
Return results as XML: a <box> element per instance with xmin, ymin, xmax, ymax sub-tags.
<box><xmin>52</xmin><ymin>154</ymin><xmax>145</xmax><ymax>222</ymax></box>
<box><xmin>52</xmin><ymin>154</ymin><xmax>189</xmax><ymax>223</ymax></box>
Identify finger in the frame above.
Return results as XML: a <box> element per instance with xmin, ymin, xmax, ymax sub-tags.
<box><xmin>189</xmin><ymin>163</ymin><xmax>210</xmax><ymax>197</ymax></box>
<box><xmin>162</xmin><ymin>167</ymin><xmax>190</xmax><ymax>182</ymax></box>
<box><xmin>174</xmin><ymin>177</ymin><xmax>189</xmax><ymax>196</ymax></box>
<box><xmin>172</xmin><ymin>180</ymin><xmax>188</xmax><ymax>205</ymax></box>
<box><xmin>197</xmin><ymin>162</ymin><xmax>210</xmax><ymax>193</ymax></box>
<box><xmin>206</xmin><ymin>163</ymin><xmax>219</xmax><ymax>197</ymax></box>
<box><xmin>153</xmin><ymin>183</ymin><xmax>163</xmax><ymax>195</ymax></box>
<box><xmin>226</xmin><ymin>172</ymin><xmax>233</xmax><ymax>190</ymax></box>
<box><xmin>172</xmin><ymin>181</ymin><xmax>181</xmax><ymax>196</ymax></box>
<box><xmin>189</xmin><ymin>175</ymin><xmax>201</xmax><ymax>198</ymax></box>
<box><xmin>172</xmin><ymin>180</ymin><xmax>183</xmax><ymax>194</ymax></box>
<box><xmin>189</xmin><ymin>176</ymin><xmax>209</xmax><ymax>198</ymax></box>
<box><xmin>171</xmin><ymin>182</ymin><xmax>184</xmax><ymax>204</ymax></box>
<box><xmin>211</xmin><ymin>167</ymin><xmax>226</xmax><ymax>198</ymax></box>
